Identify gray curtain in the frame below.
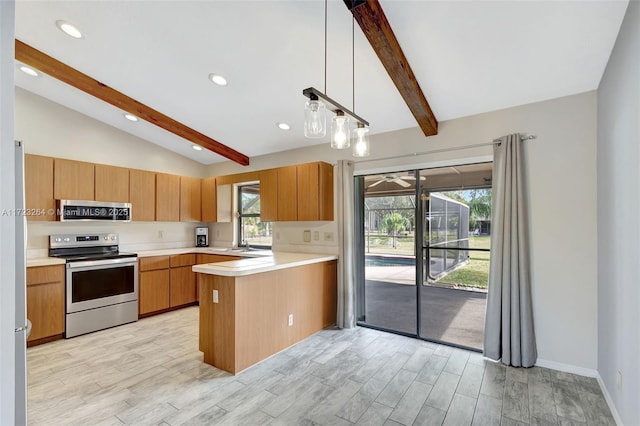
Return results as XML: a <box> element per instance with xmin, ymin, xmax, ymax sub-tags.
<box><xmin>484</xmin><ymin>133</ymin><xmax>537</xmax><ymax>367</ymax></box>
<box><xmin>336</xmin><ymin>160</ymin><xmax>356</xmax><ymax>328</ymax></box>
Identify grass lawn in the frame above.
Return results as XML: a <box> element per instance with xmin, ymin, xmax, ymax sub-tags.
<box><xmin>437</xmin><ymin>236</ymin><xmax>490</xmax><ymax>289</ymax></box>
<box><xmin>364</xmin><ymin>234</ymin><xmax>491</xmax><ymax>289</ymax></box>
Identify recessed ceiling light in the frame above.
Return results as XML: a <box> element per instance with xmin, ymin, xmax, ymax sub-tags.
<box><xmin>208</xmin><ymin>73</ymin><xmax>227</xmax><ymax>86</ymax></box>
<box><xmin>123</xmin><ymin>113</ymin><xmax>138</xmax><ymax>122</ymax></box>
<box><xmin>192</xmin><ymin>145</ymin><xmax>203</xmax><ymax>151</ymax></box>
<box><xmin>277</xmin><ymin>122</ymin><xmax>291</xmax><ymax>131</ymax></box>
<box><xmin>56</xmin><ymin>20</ymin><xmax>83</xmax><ymax>39</ymax></box>
<box><xmin>19</xmin><ymin>65</ymin><xmax>39</xmax><ymax>77</ymax></box>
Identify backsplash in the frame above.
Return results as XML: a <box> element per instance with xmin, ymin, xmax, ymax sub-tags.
<box><xmin>27</xmin><ymin>221</ymin><xmax>205</xmax><ymax>258</ymax></box>
<box><xmin>28</xmin><ymin>220</ymin><xmax>339</xmax><ymax>258</ymax></box>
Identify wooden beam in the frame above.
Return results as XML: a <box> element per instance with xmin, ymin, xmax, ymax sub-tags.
<box><xmin>346</xmin><ymin>0</ymin><xmax>438</xmax><ymax>136</ymax></box>
<box><xmin>15</xmin><ymin>40</ymin><xmax>250</xmax><ymax>166</ymax></box>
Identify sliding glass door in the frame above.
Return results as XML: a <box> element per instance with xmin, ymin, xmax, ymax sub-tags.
<box><xmin>356</xmin><ymin>163</ymin><xmax>492</xmax><ymax>350</ymax></box>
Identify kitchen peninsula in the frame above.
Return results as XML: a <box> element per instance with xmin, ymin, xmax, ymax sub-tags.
<box><xmin>193</xmin><ymin>253</ymin><xmax>338</xmax><ymax>374</ymax></box>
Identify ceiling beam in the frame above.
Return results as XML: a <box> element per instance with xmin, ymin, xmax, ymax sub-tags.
<box><xmin>345</xmin><ymin>0</ymin><xmax>438</xmax><ymax>136</ymax></box>
<box><xmin>15</xmin><ymin>40</ymin><xmax>250</xmax><ymax>166</ymax></box>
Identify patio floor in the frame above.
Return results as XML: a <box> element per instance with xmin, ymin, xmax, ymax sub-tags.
<box><xmin>362</xmin><ymin>265</ymin><xmax>487</xmax><ymax>350</ymax></box>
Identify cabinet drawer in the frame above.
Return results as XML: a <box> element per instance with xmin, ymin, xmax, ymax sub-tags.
<box><xmin>170</xmin><ymin>254</ymin><xmax>197</xmax><ymax>267</ymax></box>
<box><xmin>26</xmin><ymin>265</ymin><xmax>64</xmax><ymax>286</ymax></box>
<box><xmin>139</xmin><ymin>256</ymin><xmax>170</xmax><ymax>271</ymax></box>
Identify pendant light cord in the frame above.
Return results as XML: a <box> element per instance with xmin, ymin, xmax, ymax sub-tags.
<box><xmin>352</xmin><ymin>15</ymin><xmax>355</xmax><ymax>113</ymax></box>
<box><xmin>324</xmin><ymin>0</ymin><xmax>327</xmax><ymax>94</ymax></box>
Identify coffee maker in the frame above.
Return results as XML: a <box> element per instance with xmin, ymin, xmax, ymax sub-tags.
<box><xmin>195</xmin><ymin>227</ymin><xmax>208</xmax><ymax>247</ymax></box>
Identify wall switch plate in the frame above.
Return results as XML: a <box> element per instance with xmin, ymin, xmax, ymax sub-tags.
<box><xmin>324</xmin><ymin>232</ymin><xmax>334</xmax><ymax>242</ymax></box>
<box><xmin>288</xmin><ymin>314</ymin><xmax>293</xmax><ymax>326</ymax></box>
<box><xmin>617</xmin><ymin>370</ymin><xmax>622</xmax><ymax>389</ymax></box>
<box><xmin>158</xmin><ymin>230</ymin><xmax>164</xmax><ymax>239</ymax></box>
<box><xmin>303</xmin><ymin>230</ymin><xmax>311</xmax><ymax>242</ymax></box>
<box><xmin>213</xmin><ymin>290</ymin><xmax>219</xmax><ymax>303</ymax></box>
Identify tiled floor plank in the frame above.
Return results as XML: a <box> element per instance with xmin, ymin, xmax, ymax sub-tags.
<box><xmin>25</xmin><ymin>307</ymin><xmax>616</xmax><ymax>426</ymax></box>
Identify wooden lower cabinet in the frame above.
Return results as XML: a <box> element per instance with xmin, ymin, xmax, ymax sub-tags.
<box><xmin>139</xmin><ymin>269</ymin><xmax>170</xmax><ymax>315</ymax></box>
<box><xmin>198</xmin><ymin>260</ymin><xmax>337</xmax><ymax>374</ymax></box>
<box><xmin>26</xmin><ymin>265</ymin><xmax>65</xmax><ymax>346</ymax></box>
<box><xmin>170</xmin><ymin>266</ymin><xmax>196</xmax><ymax>307</ymax></box>
<box><xmin>139</xmin><ymin>254</ymin><xmax>209</xmax><ymax>317</ymax></box>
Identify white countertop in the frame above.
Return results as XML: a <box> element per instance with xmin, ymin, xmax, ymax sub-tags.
<box><xmin>192</xmin><ymin>252</ymin><xmax>338</xmax><ymax>277</ymax></box>
<box><xmin>26</xmin><ymin>246</ymin><xmax>273</xmax><ymax>268</ymax></box>
<box><xmin>135</xmin><ymin>247</ymin><xmax>273</xmax><ymax>258</ymax></box>
<box><xmin>26</xmin><ymin>257</ymin><xmax>67</xmax><ymax>268</ymax></box>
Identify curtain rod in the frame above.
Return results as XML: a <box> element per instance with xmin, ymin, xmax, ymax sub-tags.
<box><xmin>352</xmin><ymin>134</ymin><xmax>536</xmax><ymax>164</ymax></box>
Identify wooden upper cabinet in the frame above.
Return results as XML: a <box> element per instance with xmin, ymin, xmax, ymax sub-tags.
<box><xmin>201</xmin><ymin>177</ymin><xmax>217</xmax><ymax>222</ymax></box>
<box><xmin>297</xmin><ymin>163</ymin><xmax>320</xmax><ymax>221</ymax></box>
<box><xmin>156</xmin><ymin>173</ymin><xmax>180</xmax><ymax>222</ymax></box>
<box><xmin>277</xmin><ymin>166</ymin><xmax>297</xmax><ymax>221</ymax></box>
<box><xmin>25</xmin><ymin>154</ymin><xmax>55</xmax><ymax>221</ymax></box>
<box><xmin>180</xmin><ymin>176</ymin><xmax>202</xmax><ymax>222</ymax></box>
<box><xmin>259</xmin><ymin>169</ymin><xmax>278</xmax><ymax>222</ymax></box>
<box><xmin>297</xmin><ymin>162</ymin><xmax>333</xmax><ymax>221</ymax></box>
<box><xmin>129</xmin><ymin>169</ymin><xmax>156</xmax><ymax>221</ymax></box>
<box><xmin>318</xmin><ymin>162</ymin><xmax>334</xmax><ymax>221</ymax></box>
<box><xmin>94</xmin><ymin>164</ymin><xmax>129</xmax><ymax>203</ymax></box>
<box><xmin>54</xmin><ymin>158</ymin><xmax>94</xmax><ymax>200</ymax></box>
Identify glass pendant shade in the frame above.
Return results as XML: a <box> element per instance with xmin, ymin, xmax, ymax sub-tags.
<box><xmin>352</xmin><ymin>124</ymin><xmax>370</xmax><ymax>157</ymax></box>
<box><xmin>304</xmin><ymin>99</ymin><xmax>326</xmax><ymax>138</ymax></box>
<box><xmin>331</xmin><ymin>110</ymin><xmax>350</xmax><ymax>149</ymax></box>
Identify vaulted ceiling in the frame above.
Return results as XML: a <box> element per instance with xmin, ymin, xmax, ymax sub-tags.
<box><xmin>14</xmin><ymin>0</ymin><xmax>628</xmax><ymax>165</ymax></box>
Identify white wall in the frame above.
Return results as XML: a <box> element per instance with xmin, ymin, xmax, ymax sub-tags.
<box><xmin>15</xmin><ymin>88</ymin><xmax>207</xmax><ymax>178</ymax></box>
<box><xmin>597</xmin><ymin>1</ymin><xmax>640</xmax><ymax>424</ymax></box>
<box><xmin>0</xmin><ymin>0</ymin><xmax>18</xmax><ymax>423</ymax></box>
<box><xmin>211</xmin><ymin>91</ymin><xmax>599</xmax><ymax>371</ymax></box>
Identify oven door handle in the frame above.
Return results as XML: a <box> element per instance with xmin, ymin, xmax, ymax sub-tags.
<box><xmin>66</xmin><ymin>257</ymin><xmax>138</xmax><ymax>269</ymax></box>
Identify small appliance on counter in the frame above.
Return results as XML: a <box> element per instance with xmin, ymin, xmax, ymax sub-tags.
<box><xmin>196</xmin><ymin>227</ymin><xmax>209</xmax><ymax>247</ymax></box>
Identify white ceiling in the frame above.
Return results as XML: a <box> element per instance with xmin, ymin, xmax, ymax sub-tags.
<box><xmin>14</xmin><ymin>0</ymin><xmax>628</xmax><ymax>165</ymax></box>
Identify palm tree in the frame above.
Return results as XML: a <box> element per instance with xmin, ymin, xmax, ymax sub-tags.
<box><xmin>381</xmin><ymin>212</ymin><xmax>409</xmax><ymax>249</ymax></box>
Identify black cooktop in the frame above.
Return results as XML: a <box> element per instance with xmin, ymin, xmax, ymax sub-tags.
<box><xmin>49</xmin><ymin>243</ymin><xmax>137</xmax><ymax>262</ymax></box>
<box><xmin>55</xmin><ymin>252</ymin><xmax>138</xmax><ymax>262</ymax></box>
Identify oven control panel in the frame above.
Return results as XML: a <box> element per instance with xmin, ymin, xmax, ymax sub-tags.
<box><xmin>50</xmin><ymin>233</ymin><xmax>119</xmax><ymax>248</ymax></box>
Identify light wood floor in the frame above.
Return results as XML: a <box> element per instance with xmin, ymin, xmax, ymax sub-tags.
<box><xmin>27</xmin><ymin>307</ymin><xmax>615</xmax><ymax>425</ymax></box>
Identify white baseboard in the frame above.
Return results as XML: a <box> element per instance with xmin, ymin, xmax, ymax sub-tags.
<box><xmin>595</xmin><ymin>374</ymin><xmax>624</xmax><ymax>426</ymax></box>
<box><xmin>536</xmin><ymin>359</ymin><xmax>623</xmax><ymax>426</ymax></box>
<box><xmin>535</xmin><ymin>358</ymin><xmax>598</xmax><ymax>377</ymax></box>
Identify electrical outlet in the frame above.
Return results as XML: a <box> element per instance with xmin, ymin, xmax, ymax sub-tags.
<box><xmin>216</xmin><ymin>230</ymin><xmax>220</xmax><ymax>238</ymax></box>
<box><xmin>617</xmin><ymin>370</ymin><xmax>622</xmax><ymax>389</ymax></box>
<box><xmin>213</xmin><ymin>290</ymin><xmax>219</xmax><ymax>303</ymax></box>
<box><xmin>288</xmin><ymin>314</ymin><xmax>293</xmax><ymax>326</ymax></box>
<box><xmin>158</xmin><ymin>230</ymin><xmax>164</xmax><ymax>239</ymax></box>
<box><xmin>313</xmin><ymin>231</ymin><xmax>320</xmax><ymax>241</ymax></box>
<box><xmin>324</xmin><ymin>232</ymin><xmax>334</xmax><ymax>242</ymax></box>
<box><xmin>276</xmin><ymin>232</ymin><xmax>281</xmax><ymax>240</ymax></box>
<box><xmin>303</xmin><ymin>230</ymin><xmax>311</xmax><ymax>242</ymax></box>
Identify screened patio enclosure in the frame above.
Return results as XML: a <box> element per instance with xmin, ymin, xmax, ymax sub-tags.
<box><xmin>426</xmin><ymin>193</ymin><xmax>470</xmax><ymax>280</ymax></box>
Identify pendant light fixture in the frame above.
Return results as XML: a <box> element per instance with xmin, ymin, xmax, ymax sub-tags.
<box><xmin>303</xmin><ymin>0</ymin><xmax>369</xmax><ymax>153</ymax></box>
<box><xmin>304</xmin><ymin>93</ymin><xmax>326</xmax><ymax>138</ymax></box>
<box><xmin>331</xmin><ymin>110</ymin><xmax>350</xmax><ymax>149</ymax></box>
<box><xmin>349</xmin><ymin>13</ymin><xmax>370</xmax><ymax>157</ymax></box>
<box><xmin>353</xmin><ymin>123</ymin><xmax>370</xmax><ymax>157</ymax></box>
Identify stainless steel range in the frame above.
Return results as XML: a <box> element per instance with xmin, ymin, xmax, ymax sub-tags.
<box><xmin>49</xmin><ymin>233</ymin><xmax>138</xmax><ymax>338</ymax></box>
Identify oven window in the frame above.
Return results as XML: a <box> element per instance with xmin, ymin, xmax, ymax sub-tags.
<box><xmin>71</xmin><ymin>265</ymin><xmax>135</xmax><ymax>303</ymax></box>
